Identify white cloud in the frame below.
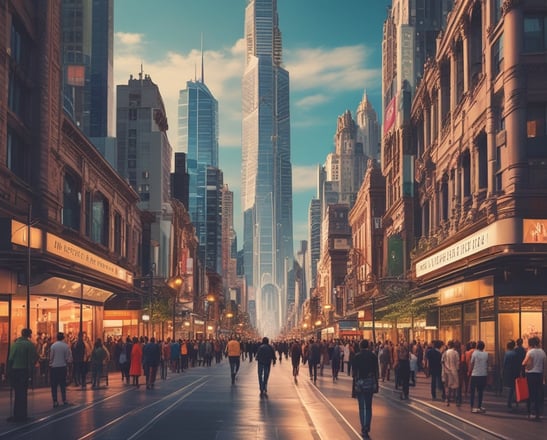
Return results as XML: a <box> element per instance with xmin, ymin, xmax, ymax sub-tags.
<box><xmin>295</xmin><ymin>94</ymin><xmax>329</xmax><ymax>109</ymax></box>
<box><xmin>115</xmin><ymin>32</ymin><xmax>144</xmax><ymax>46</ymax></box>
<box><xmin>286</xmin><ymin>45</ymin><xmax>381</xmax><ymax>92</ymax></box>
<box><xmin>114</xmin><ymin>36</ymin><xmax>244</xmax><ymax>151</ymax></box>
<box><xmin>292</xmin><ymin>165</ymin><xmax>318</xmax><ymax>192</ymax></box>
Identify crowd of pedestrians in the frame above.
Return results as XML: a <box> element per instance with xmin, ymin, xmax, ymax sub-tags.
<box><xmin>5</xmin><ymin>327</ymin><xmax>546</xmax><ymax>438</ymax></box>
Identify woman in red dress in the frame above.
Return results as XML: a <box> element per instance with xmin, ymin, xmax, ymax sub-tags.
<box><xmin>129</xmin><ymin>336</ymin><xmax>143</xmax><ymax>387</ymax></box>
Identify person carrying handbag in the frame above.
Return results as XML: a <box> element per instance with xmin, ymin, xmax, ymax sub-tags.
<box><xmin>352</xmin><ymin>339</ymin><xmax>379</xmax><ymax>439</ymax></box>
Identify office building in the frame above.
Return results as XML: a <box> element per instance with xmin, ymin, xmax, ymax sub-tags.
<box><xmin>241</xmin><ymin>0</ymin><xmax>293</xmax><ymax>336</ymax></box>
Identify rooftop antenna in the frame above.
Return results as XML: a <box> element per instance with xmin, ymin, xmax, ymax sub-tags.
<box><xmin>200</xmin><ymin>32</ymin><xmax>204</xmax><ymax>83</ymax></box>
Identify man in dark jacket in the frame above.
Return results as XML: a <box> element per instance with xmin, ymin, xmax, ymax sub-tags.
<box><xmin>308</xmin><ymin>338</ymin><xmax>321</xmax><ymax>383</ymax></box>
<box><xmin>425</xmin><ymin>340</ymin><xmax>445</xmax><ymax>400</ymax></box>
<box><xmin>352</xmin><ymin>339</ymin><xmax>379</xmax><ymax>439</ymax></box>
<box><xmin>143</xmin><ymin>337</ymin><xmax>161</xmax><ymax>389</ymax></box>
<box><xmin>255</xmin><ymin>337</ymin><xmax>276</xmax><ymax>396</ymax></box>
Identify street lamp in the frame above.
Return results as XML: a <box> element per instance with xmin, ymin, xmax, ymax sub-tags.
<box><xmin>204</xmin><ymin>294</ymin><xmax>215</xmax><ymax>338</ymax></box>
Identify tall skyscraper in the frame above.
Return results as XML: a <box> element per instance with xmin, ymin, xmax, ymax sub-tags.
<box><xmin>177</xmin><ymin>62</ymin><xmax>220</xmax><ymax>273</ymax></box>
<box><xmin>355</xmin><ymin>91</ymin><xmax>380</xmax><ymax>160</ymax></box>
<box><xmin>116</xmin><ymin>72</ymin><xmax>173</xmax><ymax>277</ymax></box>
<box><xmin>308</xmin><ymin>198</ymin><xmax>321</xmax><ymax>290</ymax></box>
<box><xmin>242</xmin><ymin>0</ymin><xmax>293</xmax><ymax>336</ymax></box>
<box><xmin>61</xmin><ymin>0</ymin><xmax>114</xmax><ymax>138</ymax></box>
<box><xmin>324</xmin><ymin>110</ymin><xmax>367</xmax><ymax>208</ymax></box>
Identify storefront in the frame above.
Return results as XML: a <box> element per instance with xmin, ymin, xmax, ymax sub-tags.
<box><xmin>0</xmin><ymin>220</ymin><xmax>135</xmax><ymax>385</ymax></box>
<box><xmin>414</xmin><ymin>219</ymin><xmax>547</xmax><ymax>386</ymax></box>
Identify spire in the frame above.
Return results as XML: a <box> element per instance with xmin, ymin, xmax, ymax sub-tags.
<box><xmin>200</xmin><ymin>33</ymin><xmax>204</xmax><ymax>83</ymax></box>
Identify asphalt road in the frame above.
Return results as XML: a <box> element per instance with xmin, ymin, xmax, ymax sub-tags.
<box><xmin>0</xmin><ymin>357</ymin><xmax>540</xmax><ymax>439</ymax></box>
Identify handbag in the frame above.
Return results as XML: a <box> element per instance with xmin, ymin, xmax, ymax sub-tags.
<box><xmin>354</xmin><ymin>375</ymin><xmax>378</xmax><ymax>394</ymax></box>
<box><xmin>515</xmin><ymin>376</ymin><xmax>529</xmax><ymax>402</ymax></box>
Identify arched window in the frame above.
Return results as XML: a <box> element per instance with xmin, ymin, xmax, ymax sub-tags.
<box><xmin>62</xmin><ymin>171</ymin><xmax>81</xmax><ymax>231</ymax></box>
<box><xmin>91</xmin><ymin>191</ymin><xmax>109</xmax><ymax>247</ymax></box>
<box><xmin>469</xmin><ymin>2</ymin><xmax>483</xmax><ymax>88</ymax></box>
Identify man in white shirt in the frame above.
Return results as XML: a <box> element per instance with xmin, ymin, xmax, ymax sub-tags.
<box><xmin>522</xmin><ymin>336</ymin><xmax>547</xmax><ymax>420</ymax></box>
<box><xmin>49</xmin><ymin>332</ymin><xmax>73</xmax><ymax>407</ymax></box>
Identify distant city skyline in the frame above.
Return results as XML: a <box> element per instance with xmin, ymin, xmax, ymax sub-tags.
<box><xmin>113</xmin><ymin>0</ymin><xmax>389</xmax><ymax>250</ymax></box>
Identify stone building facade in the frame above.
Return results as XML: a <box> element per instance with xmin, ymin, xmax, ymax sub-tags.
<box><xmin>0</xmin><ymin>0</ymin><xmax>143</xmax><ymax>371</ymax></box>
<box><xmin>410</xmin><ymin>0</ymin><xmax>547</xmax><ymax>373</ymax></box>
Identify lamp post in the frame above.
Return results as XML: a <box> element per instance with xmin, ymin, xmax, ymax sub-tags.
<box><xmin>204</xmin><ymin>294</ymin><xmax>215</xmax><ymax>338</ymax></box>
<box><xmin>171</xmin><ymin>274</ymin><xmax>184</xmax><ymax>341</ymax></box>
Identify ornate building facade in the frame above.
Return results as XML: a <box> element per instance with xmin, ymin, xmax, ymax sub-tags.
<box><xmin>411</xmin><ymin>0</ymin><xmax>547</xmax><ymax>372</ymax></box>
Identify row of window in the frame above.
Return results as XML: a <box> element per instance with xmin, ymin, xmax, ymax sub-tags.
<box><xmin>62</xmin><ymin>172</ymin><xmax>131</xmax><ymax>259</ymax></box>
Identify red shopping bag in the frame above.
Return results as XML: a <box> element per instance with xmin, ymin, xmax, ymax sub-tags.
<box><xmin>515</xmin><ymin>377</ymin><xmax>529</xmax><ymax>402</ymax></box>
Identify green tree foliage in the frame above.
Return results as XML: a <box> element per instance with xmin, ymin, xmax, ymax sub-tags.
<box><xmin>376</xmin><ymin>283</ymin><xmax>437</xmax><ymax>323</ymax></box>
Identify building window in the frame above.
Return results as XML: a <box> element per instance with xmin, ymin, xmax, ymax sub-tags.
<box><xmin>62</xmin><ymin>171</ymin><xmax>81</xmax><ymax>231</ymax></box>
<box><xmin>441</xmin><ymin>177</ymin><xmax>449</xmax><ymax>222</ymax></box>
<box><xmin>455</xmin><ymin>40</ymin><xmax>464</xmax><ymax>103</ymax></box>
<box><xmin>9</xmin><ymin>18</ymin><xmax>32</xmax><ymax>124</ymax></box>
<box><xmin>477</xmin><ymin>134</ymin><xmax>488</xmax><ymax>190</ymax></box>
<box><xmin>492</xmin><ymin>34</ymin><xmax>504</xmax><ymax>78</ymax></box>
<box><xmin>523</xmin><ymin>16</ymin><xmax>547</xmax><ymax>53</ymax></box>
<box><xmin>114</xmin><ymin>212</ymin><xmax>122</xmax><ymax>255</ymax></box>
<box><xmin>526</xmin><ymin>103</ymin><xmax>547</xmax><ymax>138</ymax></box>
<box><xmin>7</xmin><ymin>128</ymin><xmax>30</xmax><ymax>182</ymax></box>
<box><xmin>469</xmin><ymin>3</ymin><xmax>483</xmax><ymax>88</ymax></box>
<box><xmin>91</xmin><ymin>192</ymin><xmax>109</xmax><ymax>247</ymax></box>
<box><xmin>462</xmin><ymin>151</ymin><xmax>471</xmax><ymax>198</ymax></box>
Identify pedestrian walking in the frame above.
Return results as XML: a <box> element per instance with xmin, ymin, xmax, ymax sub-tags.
<box><xmin>352</xmin><ymin>339</ymin><xmax>379</xmax><ymax>439</ymax></box>
<box><xmin>331</xmin><ymin>340</ymin><xmax>342</xmax><ymax>382</ymax></box>
<box><xmin>255</xmin><ymin>336</ymin><xmax>276</xmax><ymax>396</ymax></box>
<box><xmin>7</xmin><ymin>328</ymin><xmax>38</xmax><ymax>423</ymax></box>
<box><xmin>425</xmin><ymin>340</ymin><xmax>445</xmax><ymax>401</ymax></box>
<box><xmin>49</xmin><ymin>332</ymin><xmax>72</xmax><ymax>407</ymax></box>
<box><xmin>308</xmin><ymin>338</ymin><xmax>320</xmax><ymax>383</ymax></box>
<box><xmin>522</xmin><ymin>336</ymin><xmax>546</xmax><ymax>420</ymax></box>
<box><xmin>393</xmin><ymin>341</ymin><xmax>410</xmax><ymax>399</ymax></box>
<box><xmin>502</xmin><ymin>340</ymin><xmax>521</xmax><ymax>410</ymax></box>
<box><xmin>469</xmin><ymin>340</ymin><xmax>488</xmax><ymax>413</ymax></box>
<box><xmin>90</xmin><ymin>339</ymin><xmax>108</xmax><ymax>389</ymax></box>
<box><xmin>71</xmin><ymin>332</ymin><xmax>88</xmax><ymax>389</ymax></box>
<box><xmin>379</xmin><ymin>343</ymin><xmax>392</xmax><ymax>382</ymax></box>
<box><xmin>129</xmin><ymin>336</ymin><xmax>143</xmax><ymax>387</ymax></box>
<box><xmin>143</xmin><ymin>337</ymin><xmax>161</xmax><ymax>389</ymax></box>
<box><xmin>441</xmin><ymin>340</ymin><xmax>460</xmax><ymax>406</ymax></box>
<box><xmin>290</xmin><ymin>339</ymin><xmax>302</xmax><ymax>383</ymax></box>
<box><xmin>226</xmin><ymin>335</ymin><xmax>241</xmax><ymax>385</ymax></box>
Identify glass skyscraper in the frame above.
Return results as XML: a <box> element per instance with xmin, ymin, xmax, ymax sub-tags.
<box><xmin>177</xmin><ymin>74</ymin><xmax>220</xmax><ymax>273</ymax></box>
<box><xmin>242</xmin><ymin>0</ymin><xmax>293</xmax><ymax>336</ymax></box>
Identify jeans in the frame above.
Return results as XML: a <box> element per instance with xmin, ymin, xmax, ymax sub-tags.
<box><xmin>470</xmin><ymin>375</ymin><xmax>487</xmax><ymax>408</ymax></box>
<box><xmin>357</xmin><ymin>391</ymin><xmax>373</xmax><ymax>434</ymax></box>
<box><xmin>229</xmin><ymin>356</ymin><xmax>240</xmax><ymax>381</ymax></box>
<box><xmin>50</xmin><ymin>366</ymin><xmax>67</xmax><ymax>402</ymax></box>
<box><xmin>309</xmin><ymin>361</ymin><xmax>318</xmax><ymax>381</ymax></box>
<box><xmin>10</xmin><ymin>369</ymin><xmax>30</xmax><ymax>421</ymax></box>
<box><xmin>430</xmin><ymin>371</ymin><xmax>444</xmax><ymax>399</ymax></box>
<box><xmin>91</xmin><ymin>364</ymin><xmax>103</xmax><ymax>387</ymax></box>
<box><xmin>398</xmin><ymin>360</ymin><xmax>410</xmax><ymax>398</ymax></box>
<box><xmin>526</xmin><ymin>372</ymin><xmax>544</xmax><ymax>416</ymax></box>
<box><xmin>257</xmin><ymin>362</ymin><xmax>271</xmax><ymax>392</ymax></box>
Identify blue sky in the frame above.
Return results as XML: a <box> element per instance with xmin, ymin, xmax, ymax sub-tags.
<box><xmin>114</xmin><ymin>0</ymin><xmax>390</xmax><ymax>249</ymax></box>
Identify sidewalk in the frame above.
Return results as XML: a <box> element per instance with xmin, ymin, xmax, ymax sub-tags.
<box><xmin>379</xmin><ymin>372</ymin><xmax>544</xmax><ymax>440</ymax></box>
<box><xmin>0</xmin><ymin>377</ymin><xmax>128</xmax><ymax>437</ymax></box>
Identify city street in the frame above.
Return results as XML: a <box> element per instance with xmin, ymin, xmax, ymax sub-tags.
<box><xmin>0</xmin><ymin>358</ymin><xmax>543</xmax><ymax>440</ymax></box>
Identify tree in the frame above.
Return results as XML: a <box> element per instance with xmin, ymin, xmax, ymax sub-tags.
<box><xmin>375</xmin><ymin>282</ymin><xmax>437</xmax><ymax>332</ymax></box>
